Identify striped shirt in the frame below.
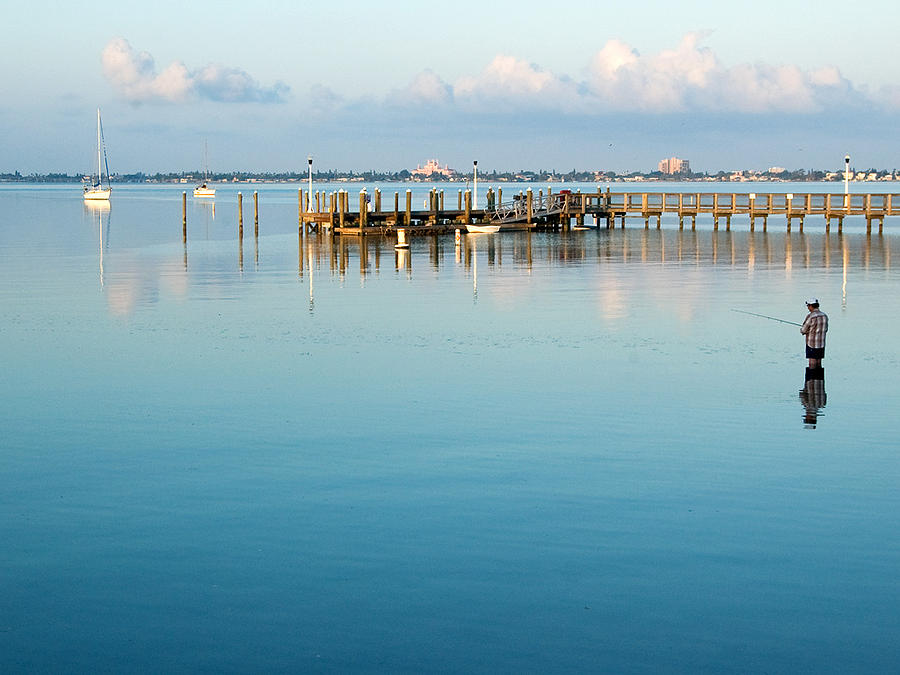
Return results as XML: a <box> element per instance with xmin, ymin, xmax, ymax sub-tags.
<box><xmin>801</xmin><ymin>309</ymin><xmax>828</xmax><ymax>348</ymax></box>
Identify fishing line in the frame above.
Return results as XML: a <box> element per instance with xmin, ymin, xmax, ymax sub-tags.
<box><xmin>731</xmin><ymin>309</ymin><xmax>802</xmax><ymax>327</ymax></box>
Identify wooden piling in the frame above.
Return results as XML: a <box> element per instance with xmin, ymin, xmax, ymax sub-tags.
<box><xmin>253</xmin><ymin>191</ymin><xmax>259</xmax><ymax>237</ymax></box>
<box><xmin>238</xmin><ymin>192</ymin><xmax>243</xmax><ymax>239</ymax></box>
<box><xmin>527</xmin><ymin>189</ymin><xmax>533</xmax><ymax>226</ymax></box>
<box><xmin>182</xmin><ymin>191</ymin><xmax>187</xmax><ymax>242</ymax></box>
<box><xmin>359</xmin><ymin>190</ymin><xmax>367</xmax><ymax>231</ymax></box>
<box><xmin>394</xmin><ymin>192</ymin><xmax>399</xmax><ymax>225</ymax></box>
<box><xmin>406</xmin><ymin>189</ymin><xmax>412</xmax><ymax>225</ymax></box>
<box><xmin>298</xmin><ymin>189</ymin><xmax>304</xmax><ymax>232</ymax></box>
<box><xmin>464</xmin><ymin>190</ymin><xmax>471</xmax><ymax>224</ymax></box>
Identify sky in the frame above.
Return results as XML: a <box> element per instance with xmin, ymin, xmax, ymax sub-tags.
<box><xmin>2</xmin><ymin>0</ymin><xmax>899</xmax><ymax>175</ymax></box>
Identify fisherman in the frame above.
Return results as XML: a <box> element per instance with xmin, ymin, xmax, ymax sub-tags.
<box><xmin>800</xmin><ymin>298</ymin><xmax>828</xmax><ymax>369</ymax></box>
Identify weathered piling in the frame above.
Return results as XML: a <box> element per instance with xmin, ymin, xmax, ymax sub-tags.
<box><xmin>464</xmin><ymin>190</ymin><xmax>471</xmax><ymax>224</ymax></box>
<box><xmin>359</xmin><ymin>190</ymin><xmax>367</xmax><ymax>230</ymax></box>
<box><xmin>182</xmin><ymin>191</ymin><xmax>187</xmax><ymax>242</ymax></box>
<box><xmin>405</xmin><ymin>190</ymin><xmax>412</xmax><ymax>225</ymax></box>
<box><xmin>298</xmin><ymin>189</ymin><xmax>304</xmax><ymax>232</ymax></box>
<box><xmin>238</xmin><ymin>192</ymin><xmax>243</xmax><ymax>240</ymax></box>
<box><xmin>253</xmin><ymin>191</ymin><xmax>259</xmax><ymax>237</ymax></box>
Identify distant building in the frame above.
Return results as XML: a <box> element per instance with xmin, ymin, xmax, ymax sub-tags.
<box><xmin>658</xmin><ymin>157</ymin><xmax>691</xmax><ymax>174</ymax></box>
<box><xmin>411</xmin><ymin>159</ymin><xmax>455</xmax><ymax>178</ymax></box>
<box><xmin>768</xmin><ymin>167</ymin><xmax>787</xmax><ymax>174</ymax></box>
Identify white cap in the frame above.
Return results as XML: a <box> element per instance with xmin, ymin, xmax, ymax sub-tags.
<box><xmin>806</xmin><ymin>298</ymin><xmax>819</xmax><ymax>305</ymax></box>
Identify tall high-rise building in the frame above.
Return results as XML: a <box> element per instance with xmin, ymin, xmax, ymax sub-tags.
<box><xmin>658</xmin><ymin>157</ymin><xmax>691</xmax><ymax>174</ymax></box>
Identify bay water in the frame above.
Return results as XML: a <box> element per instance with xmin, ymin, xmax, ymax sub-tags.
<box><xmin>2</xmin><ymin>183</ymin><xmax>899</xmax><ymax>672</ymax></box>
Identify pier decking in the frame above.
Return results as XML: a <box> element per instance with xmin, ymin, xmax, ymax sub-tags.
<box><xmin>295</xmin><ymin>188</ymin><xmax>900</xmax><ymax>236</ymax></box>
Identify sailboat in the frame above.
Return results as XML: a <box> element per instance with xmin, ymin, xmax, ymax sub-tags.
<box><xmin>193</xmin><ymin>141</ymin><xmax>215</xmax><ymax>198</ymax></box>
<box><xmin>83</xmin><ymin>108</ymin><xmax>111</xmax><ymax>201</ymax></box>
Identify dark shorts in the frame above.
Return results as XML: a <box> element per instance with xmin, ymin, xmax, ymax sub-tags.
<box><xmin>806</xmin><ymin>345</ymin><xmax>825</xmax><ymax>359</ymax></box>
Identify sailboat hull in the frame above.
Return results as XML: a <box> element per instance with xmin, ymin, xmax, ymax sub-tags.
<box><xmin>83</xmin><ymin>188</ymin><xmax>111</xmax><ymax>201</ymax></box>
<box><xmin>193</xmin><ymin>187</ymin><xmax>215</xmax><ymax>198</ymax></box>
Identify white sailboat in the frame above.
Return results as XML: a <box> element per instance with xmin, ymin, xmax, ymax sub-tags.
<box><xmin>83</xmin><ymin>108</ymin><xmax>111</xmax><ymax>201</ymax></box>
<box><xmin>193</xmin><ymin>141</ymin><xmax>215</xmax><ymax>198</ymax></box>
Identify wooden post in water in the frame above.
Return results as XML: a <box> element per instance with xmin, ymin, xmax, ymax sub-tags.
<box><xmin>329</xmin><ymin>192</ymin><xmax>336</xmax><ymax>229</ymax></box>
<box><xmin>182</xmin><ymin>191</ymin><xmax>187</xmax><ymax>242</ymax></box>
<box><xmin>298</xmin><ymin>189</ymin><xmax>304</xmax><ymax>232</ymax></box>
<box><xmin>253</xmin><ymin>191</ymin><xmax>259</xmax><ymax>237</ymax></box>
<box><xmin>749</xmin><ymin>193</ymin><xmax>756</xmax><ymax>231</ymax></box>
<box><xmin>464</xmin><ymin>190</ymin><xmax>471</xmax><ymax>224</ymax></box>
<box><xmin>339</xmin><ymin>190</ymin><xmax>345</xmax><ymax>229</ymax></box>
<box><xmin>458</xmin><ymin>190</ymin><xmax>462</xmax><ymax>210</ymax></box>
<box><xmin>866</xmin><ymin>194</ymin><xmax>872</xmax><ymax>234</ymax></box>
<box><xmin>359</xmin><ymin>190</ymin><xmax>367</xmax><ymax>231</ymax></box>
<box><xmin>440</xmin><ymin>190</ymin><xmax>444</xmax><ymax>211</ymax></box>
<box><xmin>713</xmin><ymin>193</ymin><xmax>719</xmax><ymax>230</ymax></box>
<box><xmin>786</xmin><ymin>194</ymin><xmax>793</xmax><ymax>232</ymax></box>
<box><xmin>405</xmin><ymin>189</ymin><xmax>412</xmax><ymax>226</ymax></box>
<box><xmin>238</xmin><ymin>192</ymin><xmax>243</xmax><ymax>239</ymax></box>
<box><xmin>316</xmin><ymin>191</ymin><xmax>321</xmax><ymax>214</ymax></box>
<box><xmin>394</xmin><ymin>192</ymin><xmax>399</xmax><ymax>225</ymax></box>
<box><xmin>375</xmin><ymin>189</ymin><xmax>381</xmax><ymax>214</ymax></box>
<box><xmin>526</xmin><ymin>189</ymin><xmax>533</xmax><ymax>226</ymax></box>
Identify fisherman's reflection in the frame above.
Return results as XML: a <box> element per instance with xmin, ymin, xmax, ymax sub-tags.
<box><xmin>799</xmin><ymin>366</ymin><xmax>826</xmax><ymax>428</ymax></box>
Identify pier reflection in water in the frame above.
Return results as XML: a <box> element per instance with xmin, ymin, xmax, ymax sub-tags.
<box><xmin>279</xmin><ymin>227</ymin><xmax>892</xmax><ymax>283</ymax></box>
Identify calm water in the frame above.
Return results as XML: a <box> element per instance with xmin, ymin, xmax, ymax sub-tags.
<box><xmin>2</xmin><ymin>183</ymin><xmax>899</xmax><ymax>673</ymax></box>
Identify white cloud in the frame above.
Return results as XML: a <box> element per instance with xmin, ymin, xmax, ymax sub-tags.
<box><xmin>453</xmin><ymin>55</ymin><xmax>583</xmax><ymax>112</ymax></box>
<box><xmin>102</xmin><ymin>38</ymin><xmax>288</xmax><ymax>104</ymax></box>
<box><xmin>400</xmin><ymin>70</ymin><xmax>452</xmax><ymax>105</ymax></box>
<box><xmin>385</xmin><ymin>33</ymin><xmax>861</xmax><ymax>117</ymax></box>
<box><xmin>584</xmin><ymin>32</ymin><xmax>854</xmax><ymax>113</ymax></box>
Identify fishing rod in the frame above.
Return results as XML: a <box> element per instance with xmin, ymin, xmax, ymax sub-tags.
<box><xmin>731</xmin><ymin>309</ymin><xmax>802</xmax><ymax>327</ymax></box>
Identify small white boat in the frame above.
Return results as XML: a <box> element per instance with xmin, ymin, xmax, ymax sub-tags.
<box><xmin>193</xmin><ymin>183</ymin><xmax>215</xmax><ymax>198</ymax></box>
<box><xmin>193</xmin><ymin>141</ymin><xmax>215</xmax><ymax>198</ymax></box>
<box><xmin>466</xmin><ymin>224</ymin><xmax>500</xmax><ymax>233</ymax></box>
<box><xmin>83</xmin><ymin>108</ymin><xmax>111</xmax><ymax>201</ymax></box>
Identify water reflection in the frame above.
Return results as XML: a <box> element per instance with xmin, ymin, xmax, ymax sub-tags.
<box><xmin>800</xmin><ymin>367</ymin><xmax>827</xmax><ymax>428</ymax></box>
<box><xmin>85</xmin><ymin>201</ymin><xmax>110</xmax><ymax>290</ymax></box>
<box><xmin>97</xmin><ymin>228</ymin><xmax>896</xmax><ymax>318</ymax></box>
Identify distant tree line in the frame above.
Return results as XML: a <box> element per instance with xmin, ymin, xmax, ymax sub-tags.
<box><xmin>3</xmin><ymin>167</ymin><xmax>898</xmax><ymax>183</ymax></box>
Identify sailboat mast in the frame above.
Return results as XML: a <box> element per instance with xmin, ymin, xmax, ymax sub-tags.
<box><xmin>97</xmin><ymin>108</ymin><xmax>102</xmax><ymax>187</ymax></box>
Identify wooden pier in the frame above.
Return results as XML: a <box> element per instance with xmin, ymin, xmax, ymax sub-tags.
<box><xmin>296</xmin><ymin>188</ymin><xmax>900</xmax><ymax>236</ymax></box>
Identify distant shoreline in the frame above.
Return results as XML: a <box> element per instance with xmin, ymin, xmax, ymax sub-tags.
<box><xmin>2</xmin><ymin>171</ymin><xmax>898</xmax><ymax>185</ymax></box>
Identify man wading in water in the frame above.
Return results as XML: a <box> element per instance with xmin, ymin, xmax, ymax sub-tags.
<box><xmin>800</xmin><ymin>298</ymin><xmax>828</xmax><ymax>369</ymax></box>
